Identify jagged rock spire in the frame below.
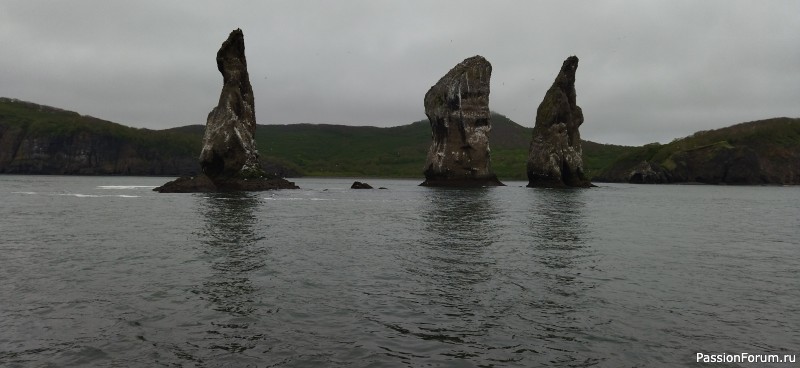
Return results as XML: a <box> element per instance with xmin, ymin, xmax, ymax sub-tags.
<box><xmin>154</xmin><ymin>29</ymin><xmax>299</xmax><ymax>192</ymax></box>
<box><xmin>526</xmin><ymin>56</ymin><xmax>592</xmax><ymax>188</ymax></box>
<box><xmin>199</xmin><ymin>28</ymin><xmax>262</xmax><ymax>179</ymax></box>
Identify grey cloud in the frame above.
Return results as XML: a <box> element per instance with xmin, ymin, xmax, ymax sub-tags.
<box><xmin>1</xmin><ymin>0</ymin><xmax>798</xmax><ymax>145</ymax></box>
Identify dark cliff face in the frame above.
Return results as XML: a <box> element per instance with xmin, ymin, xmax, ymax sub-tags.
<box><xmin>0</xmin><ymin>98</ymin><xmax>302</xmax><ymax>177</ymax></box>
<box><xmin>614</xmin><ymin>145</ymin><xmax>794</xmax><ymax>185</ymax></box>
<box><xmin>0</xmin><ymin>130</ymin><xmax>193</xmax><ymax>175</ymax></box>
<box><xmin>421</xmin><ymin>55</ymin><xmax>503</xmax><ymax>187</ymax></box>
<box><xmin>526</xmin><ymin>56</ymin><xmax>592</xmax><ymax>188</ymax></box>
<box><xmin>199</xmin><ymin>28</ymin><xmax>262</xmax><ymax>179</ymax></box>
<box><xmin>0</xmin><ymin>98</ymin><xmax>198</xmax><ymax>175</ymax></box>
<box><xmin>594</xmin><ymin>118</ymin><xmax>800</xmax><ymax>185</ymax></box>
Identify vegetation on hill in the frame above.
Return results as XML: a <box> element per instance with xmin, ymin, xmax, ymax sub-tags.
<box><xmin>0</xmin><ymin>98</ymin><xmax>199</xmax><ymax>175</ymax></box>
<box><xmin>250</xmin><ymin>113</ymin><xmax>631</xmax><ymax>180</ymax></box>
<box><xmin>256</xmin><ymin>122</ymin><xmax>429</xmax><ymax>178</ymax></box>
<box><xmin>3</xmin><ymin>98</ymin><xmax>796</xmax><ymax>184</ymax></box>
<box><xmin>1</xmin><ymin>98</ymin><xmax>630</xmax><ymax>179</ymax></box>
<box><xmin>0</xmin><ymin>98</ymin><xmax>197</xmax><ymax>153</ymax></box>
<box><xmin>595</xmin><ymin>117</ymin><xmax>800</xmax><ymax>184</ymax></box>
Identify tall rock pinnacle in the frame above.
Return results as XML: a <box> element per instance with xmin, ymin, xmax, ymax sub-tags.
<box><xmin>199</xmin><ymin>28</ymin><xmax>262</xmax><ymax>179</ymax></box>
<box><xmin>421</xmin><ymin>55</ymin><xmax>503</xmax><ymax>187</ymax></box>
<box><xmin>526</xmin><ymin>56</ymin><xmax>592</xmax><ymax>188</ymax></box>
<box><xmin>153</xmin><ymin>29</ymin><xmax>298</xmax><ymax>192</ymax></box>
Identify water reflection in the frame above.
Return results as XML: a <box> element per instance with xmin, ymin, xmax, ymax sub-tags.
<box><xmin>524</xmin><ymin>188</ymin><xmax>592</xmax><ymax>293</ymax></box>
<box><xmin>193</xmin><ymin>192</ymin><xmax>269</xmax><ymax>356</ymax></box>
<box><xmin>520</xmin><ymin>188</ymin><xmax>600</xmax><ymax>366</ymax></box>
<box><xmin>418</xmin><ymin>187</ymin><xmax>500</xmax><ymax>288</ymax></box>
<box><xmin>529</xmin><ymin>189</ymin><xmax>589</xmax><ymax>265</ymax></box>
<box><xmin>197</xmin><ymin>192</ymin><xmax>265</xmax><ymax>315</ymax></box>
<box><xmin>375</xmin><ymin>188</ymin><xmax>503</xmax><ymax>357</ymax></box>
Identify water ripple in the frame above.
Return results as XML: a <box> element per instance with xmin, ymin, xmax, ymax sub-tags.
<box><xmin>1</xmin><ymin>177</ymin><xmax>798</xmax><ymax>367</ymax></box>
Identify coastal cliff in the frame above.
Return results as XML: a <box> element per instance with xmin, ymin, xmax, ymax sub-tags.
<box><xmin>0</xmin><ymin>98</ymin><xmax>297</xmax><ymax>177</ymax></box>
<box><xmin>2</xmin><ymin>97</ymin><xmax>798</xmax><ymax>184</ymax></box>
<box><xmin>594</xmin><ymin>117</ymin><xmax>800</xmax><ymax>185</ymax></box>
<box><xmin>0</xmin><ymin>98</ymin><xmax>198</xmax><ymax>175</ymax></box>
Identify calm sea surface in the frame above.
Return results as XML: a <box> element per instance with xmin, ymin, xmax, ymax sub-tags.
<box><xmin>1</xmin><ymin>175</ymin><xmax>798</xmax><ymax>367</ymax></box>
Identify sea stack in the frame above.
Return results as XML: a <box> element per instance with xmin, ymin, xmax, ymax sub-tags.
<box><xmin>421</xmin><ymin>55</ymin><xmax>503</xmax><ymax>187</ymax></box>
<box><xmin>155</xmin><ymin>29</ymin><xmax>297</xmax><ymax>192</ymax></box>
<box><xmin>198</xmin><ymin>28</ymin><xmax>261</xmax><ymax>179</ymax></box>
<box><xmin>526</xmin><ymin>56</ymin><xmax>592</xmax><ymax>188</ymax></box>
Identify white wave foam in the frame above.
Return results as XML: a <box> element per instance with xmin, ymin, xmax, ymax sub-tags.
<box><xmin>263</xmin><ymin>197</ymin><xmax>335</xmax><ymax>202</ymax></box>
<box><xmin>97</xmin><ymin>185</ymin><xmax>156</xmax><ymax>190</ymax></box>
<box><xmin>55</xmin><ymin>193</ymin><xmax>140</xmax><ymax>198</ymax></box>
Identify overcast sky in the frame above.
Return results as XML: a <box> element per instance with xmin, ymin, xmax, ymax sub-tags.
<box><xmin>1</xmin><ymin>1</ymin><xmax>798</xmax><ymax>145</ymax></box>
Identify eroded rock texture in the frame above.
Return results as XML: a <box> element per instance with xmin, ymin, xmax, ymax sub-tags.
<box><xmin>421</xmin><ymin>56</ymin><xmax>503</xmax><ymax>187</ymax></box>
<box><xmin>199</xmin><ymin>28</ymin><xmax>262</xmax><ymax>179</ymax></box>
<box><xmin>155</xmin><ymin>29</ymin><xmax>297</xmax><ymax>193</ymax></box>
<box><xmin>526</xmin><ymin>56</ymin><xmax>592</xmax><ymax>188</ymax></box>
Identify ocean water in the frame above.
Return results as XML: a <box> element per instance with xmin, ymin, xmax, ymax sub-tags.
<box><xmin>1</xmin><ymin>175</ymin><xmax>798</xmax><ymax>367</ymax></box>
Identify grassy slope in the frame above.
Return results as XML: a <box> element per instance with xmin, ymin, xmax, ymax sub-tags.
<box><xmin>257</xmin><ymin>122</ymin><xmax>430</xmax><ymax>177</ymax></box>
<box><xmin>596</xmin><ymin>117</ymin><xmax>800</xmax><ymax>181</ymax></box>
<box><xmin>253</xmin><ymin>114</ymin><xmax>534</xmax><ymax>179</ymax></box>
<box><xmin>251</xmin><ymin>113</ymin><xmax>633</xmax><ymax>180</ymax></box>
<box><xmin>0</xmin><ymin>98</ymin><xmax>198</xmax><ymax>157</ymax></box>
<box><xmin>0</xmin><ymin>98</ymin><xmax>636</xmax><ymax>179</ymax></box>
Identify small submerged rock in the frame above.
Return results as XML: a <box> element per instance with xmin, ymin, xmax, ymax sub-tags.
<box><xmin>350</xmin><ymin>181</ymin><xmax>373</xmax><ymax>189</ymax></box>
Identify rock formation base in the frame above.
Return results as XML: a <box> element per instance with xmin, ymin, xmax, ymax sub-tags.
<box><xmin>154</xmin><ymin>174</ymin><xmax>298</xmax><ymax>193</ymax></box>
<box><xmin>420</xmin><ymin>176</ymin><xmax>504</xmax><ymax>187</ymax></box>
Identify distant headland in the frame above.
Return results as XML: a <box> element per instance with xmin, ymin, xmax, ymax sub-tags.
<box><xmin>1</xmin><ymin>28</ymin><xmax>798</xmax><ymax>186</ymax></box>
<box><xmin>2</xmin><ymin>96</ymin><xmax>797</xmax><ymax>185</ymax></box>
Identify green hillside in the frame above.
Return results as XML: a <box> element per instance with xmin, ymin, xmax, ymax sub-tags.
<box><xmin>168</xmin><ymin>114</ymin><xmax>535</xmax><ymax>178</ymax></box>
<box><xmin>0</xmin><ymin>98</ymin><xmax>197</xmax><ymax>155</ymax></box>
<box><xmin>257</xmin><ymin>122</ymin><xmax>430</xmax><ymax>178</ymax></box>
<box><xmin>595</xmin><ymin>117</ymin><xmax>800</xmax><ymax>184</ymax></box>
<box><xmin>0</xmin><ymin>98</ymin><xmax>199</xmax><ymax>175</ymax></box>
<box><xmin>0</xmin><ymin>97</ymin><xmax>654</xmax><ymax>180</ymax></box>
<box><xmin>249</xmin><ymin>113</ymin><xmax>630</xmax><ymax>180</ymax></box>
<box><xmin>4</xmin><ymin>95</ymin><xmax>795</xmax><ymax>184</ymax></box>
